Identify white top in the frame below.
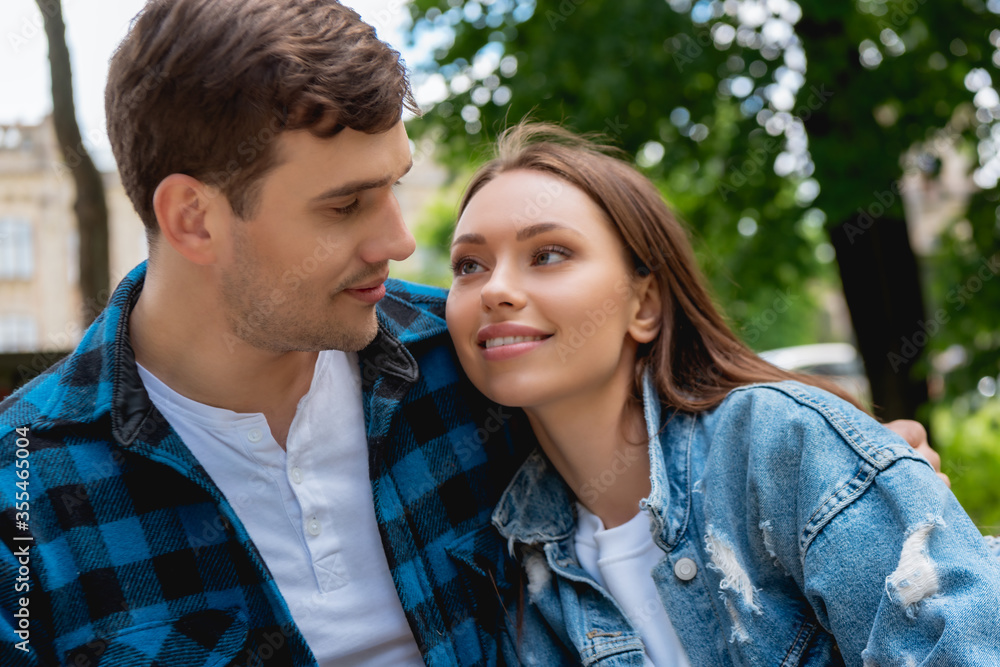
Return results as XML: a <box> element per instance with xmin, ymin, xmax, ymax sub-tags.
<box><xmin>574</xmin><ymin>504</ymin><xmax>691</xmax><ymax>667</ymax></box>
<box><xmin>138</xmin><ymin>351</ymin><xmax>423</xmax><ymax>667</ymax></box>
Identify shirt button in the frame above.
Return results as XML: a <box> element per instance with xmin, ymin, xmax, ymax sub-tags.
<box><xmin>674</xmin><ymin>557</ymin><xmax>698</xmax><ymax>581</ymax></box>
<box><xmin>307</xmin><ymin>518</ymin><xmax>322</xmax><ymax>536</ymax></box>
<box><xmin>290</xmin><ymin>467</ymin><xmax>303</xmax><ymax>484</ymax></box>
<box><xmin>247</xmin><ymin>428</ymin><xmax>263</xmax><ymax>443</ymax></box>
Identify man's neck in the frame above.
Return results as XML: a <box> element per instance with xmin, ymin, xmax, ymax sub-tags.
<box><xmin>129</xmin><ymin>265</ymin><xmax>319</xmax><ymax>449</ymax></box>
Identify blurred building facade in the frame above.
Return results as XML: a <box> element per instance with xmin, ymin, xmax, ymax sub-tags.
<box><xmin>0</xmin><ymin>116</ymin><xmax>447</xmax><ymax>393</ymax></box>
<box><xmin>0</xmin><ymin>115</ymin><xmax>146</xmax><ymax>360</ymax></box>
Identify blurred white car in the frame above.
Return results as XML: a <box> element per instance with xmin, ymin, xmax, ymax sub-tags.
<box><xmin>759</xmin><ymin>343</ymin><xmax>871</xmax><ymax>405</ymax></box>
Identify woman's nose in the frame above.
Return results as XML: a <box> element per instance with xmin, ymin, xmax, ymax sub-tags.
<box><xmin>480</xmin><ymin>262</ymin><xmax>527</xmax><ymax>311</ymax></box>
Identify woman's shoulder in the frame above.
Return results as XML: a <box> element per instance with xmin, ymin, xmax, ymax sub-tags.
<box><xmin>702</xmin><ymin>380</ymin><xmax>919</xmax><ymax>471</ymax></box>
<box><xmin>691</xmin><ymin>381</ymin><xmax>941</xmax><ymax>563</ymax></box>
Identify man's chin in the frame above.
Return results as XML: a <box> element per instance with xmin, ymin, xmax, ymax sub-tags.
<box><xmin>241</xmin><ymin>315</ymin><xmax>380</xmax><ymax>354</ymax></box>
<box><xmin>332</xmin><ymin>323</ymin><xmax>380</xmax><ymax>353</ymax></box>
<box><xmin>320</xmin><ymin>313</ymin><xmax>380</xmax><ymax>353</ymax></box>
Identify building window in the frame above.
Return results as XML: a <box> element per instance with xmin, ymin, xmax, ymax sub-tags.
<box><xmin>0</xmin><ymin>315</ymin><xmax>38</xmax><ymax>353</ymax></box>
<box><xmin>0</xmin><ymin>218</ymin><xmax>34</xmax><ymax>280</ymax></box>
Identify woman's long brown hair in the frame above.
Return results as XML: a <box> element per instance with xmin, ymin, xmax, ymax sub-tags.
<box><xmin>459</xmin><ymin>121</ymin><xmax>866</xmax><ymax>413</ymax></box>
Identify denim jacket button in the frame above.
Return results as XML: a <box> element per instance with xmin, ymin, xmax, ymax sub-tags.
<box><xmin>674</xmin><ymin>557</ymin><xmax>697</xmax><ymax>581</ymax></box>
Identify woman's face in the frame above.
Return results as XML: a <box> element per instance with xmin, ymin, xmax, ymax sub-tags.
<box><xmin>446</xmin><ymin>169</ymin><xmax>653</xmax><ymax>410</ymax></box>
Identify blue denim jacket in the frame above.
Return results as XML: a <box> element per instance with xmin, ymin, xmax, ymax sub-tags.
<box><xmin>469</xmin><ymin>371</ymin><xmax>1000</xmax><ymax>666</ymax></box>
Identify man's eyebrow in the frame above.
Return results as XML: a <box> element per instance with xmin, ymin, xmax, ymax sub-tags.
<box><xmin>311</xmin><ymin>159</ymin><xmax>414</xmax><ymax>202</ymax></box>
<box><xmin>451</xmin><ymin>222</ymin><xmax>582</xmax><ymax>248</ymax></box>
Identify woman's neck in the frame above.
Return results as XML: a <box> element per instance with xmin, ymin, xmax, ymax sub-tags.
<box><xmin>524</xmin><ymin>363</ymin><xmax>652</xmax><ymax>529</ymax></box>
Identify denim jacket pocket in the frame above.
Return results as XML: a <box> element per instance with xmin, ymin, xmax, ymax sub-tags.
<box><xmin>63</xmin><ymin>608</ymin><xmax>249</xmax><ymax>667</ymax></box>
<box><xmin>776</xmin><ymin>614</ymin><xmax>845</xmax><ymax>667</ymax></box>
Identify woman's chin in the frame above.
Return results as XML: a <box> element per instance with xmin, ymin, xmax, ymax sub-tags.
<box><xmin>473</xmin><ymin>379</ymin><xmax>539</xmax><ymax>410</ymax></box>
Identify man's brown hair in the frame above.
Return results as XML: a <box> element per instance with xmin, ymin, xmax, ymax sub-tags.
<box><xmin>106</xmin><ymin>0</ymin><xmax>416</xmax><ymax>234</ymax></box>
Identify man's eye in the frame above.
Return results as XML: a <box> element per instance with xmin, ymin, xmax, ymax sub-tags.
<box><xmin>332</xmin><ymin>200</ymin><xmax>361</xmax><ymax>215</ymax></box>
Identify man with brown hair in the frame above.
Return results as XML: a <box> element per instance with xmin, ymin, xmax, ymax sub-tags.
<box><xmin>0</xmin><ymin>1</ymin><xmax>531</xmax><ymax>665</ymax></box>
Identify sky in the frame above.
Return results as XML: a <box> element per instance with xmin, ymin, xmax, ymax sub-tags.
<box><xmin>0</xmin><ymin>0</ymin><xmax>423</xmax><ymax>169</ymax></box>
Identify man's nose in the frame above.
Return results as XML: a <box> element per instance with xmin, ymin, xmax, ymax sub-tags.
<box><xmin>363</xmin><ymin>192</ymin><xmax>416</xmax><ymax>264</ymax></box>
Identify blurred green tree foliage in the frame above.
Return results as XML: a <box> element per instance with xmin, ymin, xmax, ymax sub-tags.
<box><xmin>932</xmin><ymin>397</ymin><xmax>1000</xmax><ymax>535</ymax></box>
<box><xmin>403</xmin><ymin>0</ymin><xmax>1000</xmax><ymax>416</ymax></box>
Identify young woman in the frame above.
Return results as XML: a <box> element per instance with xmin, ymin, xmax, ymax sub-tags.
<box><xmin>444</xmin><ymin>122</ymin><xmax>1000</xmax><ymax>666</ymax></box>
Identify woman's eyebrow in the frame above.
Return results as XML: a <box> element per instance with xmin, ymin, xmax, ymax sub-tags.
<box><xmin>451</xmin><ymin>222</ymin><xmax>583</xmax><ymax>248</ymax></box>
<box><xmin>451</xmin><ymin>232</ymin><xmax>486</xmax><ymax>247</ymax></box>
<box><xmin>515</xmin><ymin>222</ymin><xmax>582</xmax><ymax>241</ymax></box>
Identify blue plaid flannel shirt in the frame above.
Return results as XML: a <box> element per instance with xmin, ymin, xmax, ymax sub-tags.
<box><xmin>1</xmin><ymin>262</ymin><xmax>532</xmax><ymax>666</ymax></box>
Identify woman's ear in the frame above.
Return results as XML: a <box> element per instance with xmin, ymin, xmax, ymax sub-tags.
<box><xmin>628</xmin><ymin>273</ymin><xmax>663</xmax><ymax>344</ymax></box>
<box><xmin>152</xmin><ymin>174</ymin><xmax>225</xmax><ymax>265</ymax></box>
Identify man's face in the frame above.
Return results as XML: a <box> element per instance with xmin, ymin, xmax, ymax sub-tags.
<box><xmin>218</xmin><ymin>121</ymin><xmax>415</xmax><ymax>353</ymax></box>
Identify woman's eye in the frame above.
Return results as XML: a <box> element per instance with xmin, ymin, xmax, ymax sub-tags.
<box><xmin>451</xmin><ymin>258</ymin><xmax>483</xmax><ymax>276</ymax></box>
<box><xmin>534</xmin><ymin>246</ymin><xmax>570</xmax><ymax>266</ymax></box>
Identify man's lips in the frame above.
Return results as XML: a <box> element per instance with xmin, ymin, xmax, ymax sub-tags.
<box><xmin>346</xmin><ymin>274</ymin><xmax>389</xmax><ymax>291</ymax></box>
<box><xmin>343</xmin><ymin>274</ymin><xmax>389</xmax><ymax>304</ymax></box>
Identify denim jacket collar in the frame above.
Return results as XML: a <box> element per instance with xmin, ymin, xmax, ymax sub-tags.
<box><xmin>491</xmin><ymin>448</ymin><xmax>577</xmax><ymax>547</ymax></box>
<box><xmin>492</xmin><ymin>368</ymin><xmax>695</xmax><ymax>551</ymax></box>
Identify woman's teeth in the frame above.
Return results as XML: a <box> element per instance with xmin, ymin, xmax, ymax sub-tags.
<box><xmin>484</xmin><ymin>336</ymin><xmax>546</xmax><ymax>349</ymax></box>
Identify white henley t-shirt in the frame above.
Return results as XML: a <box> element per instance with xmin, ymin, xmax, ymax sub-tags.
<box><xmin>138</xmin><ymin>350</ymin><xmax>423</xmax><ymax>666</ymax></box>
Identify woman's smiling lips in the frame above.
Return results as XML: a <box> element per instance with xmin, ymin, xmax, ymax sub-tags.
<box><xmin>477</xmin><ymin>323</ymin><xmax>553</xmax><ymax>361</ymax></box>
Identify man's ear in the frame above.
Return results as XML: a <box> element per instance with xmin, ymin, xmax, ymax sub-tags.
<box><xmin>628</xmin><ymin>274</ymin><xmax>663</xmax><ymax>344</ymax></box>
<box><xmin>152</xmin><ymin>174</ymin><xmax>226</xmax><ymax>265</ymax></box>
